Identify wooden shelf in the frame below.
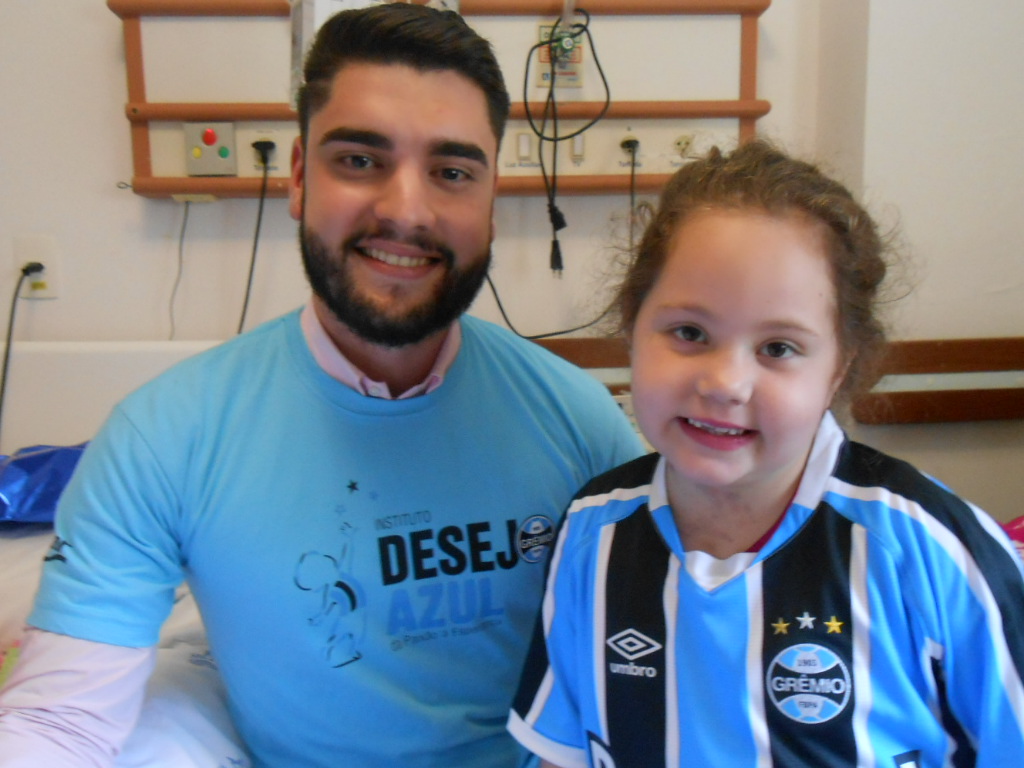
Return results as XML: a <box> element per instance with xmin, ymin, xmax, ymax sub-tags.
<box><xmin>108</xmin><ymin>1</ymin><xmax>771</xmax><ymax>19</ymax></box>
<box><xmin>125</xmin><ymin>99</ymin><xmax>771</xmax><ymax>124</ymax></box>
<box><xmin>108</xmin><ymin>0</ymin><xmax>771</xmax><ymax>199</ymax></box>
<box><xmin>131</xmin><ymin>173</ymin><xmax>676</xmax><ymax>199</ymax></box>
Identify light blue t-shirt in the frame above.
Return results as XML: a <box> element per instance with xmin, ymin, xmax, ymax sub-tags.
<box><xmin>31</xmin><ymin>311</ymin><xmax>644</xmax><ymax>768</ymax></box>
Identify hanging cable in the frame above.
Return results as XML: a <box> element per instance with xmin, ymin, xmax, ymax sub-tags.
<box><xmin>485</xmin><ymin>274</ymin><xmax>608</xmax><ymax>340</ymax></box>
<box><xmin>238</xmin><ymin>140</ymin><xmax>275</xmax><ymax>335</ymax></box>
<box><xmin>168</xmin><ymin>201</ymin><xmax>190</xmax><ymax>340</ymax></box>
<box><xmin>522</xmin><ymin>9</ymin><xmax>611</xmax><ymax>276</ymax></box>
<box><xmin>484</xmin><ymin>11</ymin><xmax>615</xmax><ymax>339</ymax></box>
<box><xmin>0</xmin><ymin>262</ymin><xmax>44</xmax><ymax>447</ymax></box>
<box><xmin>621</xmin><ymin>137</ymin><xmax>640</xmax><ymax>251</ymax></box>
<box><xmin>522</xmin><ymin>10</ymin><xmax>611</xmax><ymax>144</ymax></box>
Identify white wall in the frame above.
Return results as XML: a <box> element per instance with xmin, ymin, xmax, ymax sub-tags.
<box><xmin>1</xmin><ymin>1</ymin><xmax>1021</xmax><ymax>520</ymax></box>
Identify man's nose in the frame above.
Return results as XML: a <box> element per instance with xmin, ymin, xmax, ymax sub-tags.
<box><xmin>373</xmin><ymin>167</ymin><xmax>437</xmax><ymax>234</ymax></box>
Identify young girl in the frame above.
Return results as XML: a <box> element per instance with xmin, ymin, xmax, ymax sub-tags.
<box><xmin>508</xmin><ymin>141</ymin><xmax>1024</xmax><ymax>767</ymax></box>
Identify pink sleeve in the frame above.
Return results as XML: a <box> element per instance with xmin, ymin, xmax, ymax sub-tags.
<box><xmin>0</xmin><ymin>627</ymin><xmax>156</xmax><ymax>768</ymax></box>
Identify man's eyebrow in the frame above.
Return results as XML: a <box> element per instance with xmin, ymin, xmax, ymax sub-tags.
<box><xmin>318</xmin><ymin>127</ymin><xmax>392</xmax><ymax>150</ymax></box>
<box><xmin>432</xmin><ymin>140</ymin><xmax>489</xmax><ymax>169</ymax></box>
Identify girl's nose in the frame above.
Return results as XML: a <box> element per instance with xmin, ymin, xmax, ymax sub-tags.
<box><xmin>695</xmin><ymin>349</ymin><xmax>754</xmax><ymax>405</ymax></box>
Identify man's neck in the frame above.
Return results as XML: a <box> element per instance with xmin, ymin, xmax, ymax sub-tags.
<box><xmin>311</xmin><ymin>297</ymin><xmax>450</xmax><ymax>398</ymax></box>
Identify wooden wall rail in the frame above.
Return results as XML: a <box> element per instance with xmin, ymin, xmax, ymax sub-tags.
<box><xmin>133</xmin><ymin>172</ymin><xmax>673</xmax><ymax>199</ymax></box>
<box><xmin>875</xmin><ymin>337</ymin><xmax>1024</xmax><ymax>376</ymax></box>
<box><xmin>853</xmin><ymin>337</ymin><xmax>1024</xmax><ymax>425</ymax></box>
<box><xmin>126</xmin><ymin>99</ymin><xmax>771</xmax><ymax>123</ymax></box>
<box><xmin>534</xmin><ymin>336</ymin><xmax>1024</xmax><ymax>425</ymax></box>
<box><xmin>107</xmin><ymin>0</ymin><xmax>770</xmax><ymax>199</ymax></box>
<box><xmin>108</xmin><ymin>1</ymin><xmax>772</xmax><ymax>18</ymax></box>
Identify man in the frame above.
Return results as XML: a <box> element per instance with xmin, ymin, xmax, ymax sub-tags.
<box><xmin>0</xmin><ymin>5</ymin><xmax>642</xmax><ymax>768</ymax></box>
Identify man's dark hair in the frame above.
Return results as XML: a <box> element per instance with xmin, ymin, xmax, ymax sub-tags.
<box><xmin>296</xmin><ymin>3</ymin><xmax>510</xmax><ymax>146</ymax></box>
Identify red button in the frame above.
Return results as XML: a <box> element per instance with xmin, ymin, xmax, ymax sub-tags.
<box><xmin>202</xmin><ymin>128</ymin><xmax>217</xmax><ymax>146</ymax></box>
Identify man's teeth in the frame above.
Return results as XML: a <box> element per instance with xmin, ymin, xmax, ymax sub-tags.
<box><xmin>686</xmin><ymin>418</ymin><xmax>747</xmax><ymax>436</ymax></box>
<box><xmin>364</xmin><ymin>247</ymin><xmax>430</xmax><ymax>268</ymax></box>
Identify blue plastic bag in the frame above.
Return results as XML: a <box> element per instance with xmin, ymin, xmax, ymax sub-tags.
<box><xmin>0</xmin><ymin>443</ymin><xmax>86</xmax><ymax>524</ymax></box>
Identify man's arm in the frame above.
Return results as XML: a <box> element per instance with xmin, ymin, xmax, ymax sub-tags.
<box><xmin>0</xmin><ymin>627</ymin><xmax>155</xmax><ymax>768</ymax></box>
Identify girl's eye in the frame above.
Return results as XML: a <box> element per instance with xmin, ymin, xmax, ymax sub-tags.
<box><xmin>672</xmin><ymin>324</ymin><xmax>706</xmax><ymax>343</ymax></box>
<box><xmin>762</xmin><ymin>341</ymin><xmax>797</xmax><ymax>359</ymax></box>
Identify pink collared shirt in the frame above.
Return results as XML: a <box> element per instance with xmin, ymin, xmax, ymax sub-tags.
<box><xmin>299</xmin><ymin>303</ymin><xmax>460</xmax><ymax>399</ymax></box>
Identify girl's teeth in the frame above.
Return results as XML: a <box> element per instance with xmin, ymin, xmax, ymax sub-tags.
<box><xmin>687</xmin><ymin>418</ymin><xmax>746</xmax><ymax>436</ymax></box>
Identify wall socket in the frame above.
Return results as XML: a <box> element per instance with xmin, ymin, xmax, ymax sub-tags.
<box><xmin>13</xmin><ymin>234</ymin><xmax>61</xmax><ymax>299</ymax></box>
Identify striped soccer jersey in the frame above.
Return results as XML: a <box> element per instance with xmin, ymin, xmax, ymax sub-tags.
<box><xmin>509</xmin><ymin>413</ymin><xmax>1024</xmax><ymax>768</ymax></box>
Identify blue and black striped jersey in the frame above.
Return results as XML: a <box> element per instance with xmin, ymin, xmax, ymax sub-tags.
<box><xmin>509</xmin><ymin>413</ymin><xmax>1024</xmax><ymax>767</ymax></box>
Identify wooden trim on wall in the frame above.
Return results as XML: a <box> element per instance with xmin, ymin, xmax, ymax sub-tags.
<box><xmin>124</xmin><ymin>99</ymin><xmax>771</xmax><ymax>124</ymax></box>
<box><xmin>738</xmin><ymin>14</ymin><xmax>759</xmax><ymax>142</ymax></box>
<box><xmin>461</xmin><ymin>1</ymin><xmax>771</xmax><ymax>14</ymax></box>
<box><xmin>122</xmin><ymin>18</ymin><xmax>152</xmax><ymax>177</ymax></box>
<box><xmin>500</xmin><ymin>173</ymin><xmax>673</xmax><ymax>196</ymax></box>
<box><xmin>515</xmin><ymin>100</ymin><xmax>771</xmax><ymax>121</ymax></box>
<box><xmin>108</xmin><ymin>1</ymin><xmax>772</xmax><ymax>19</ymax></box>
<box><xmin>852</xmin><ymin>390</ymin><xmax>1024</xmax><ymax>425</ymax></box>
<box><xmin>530</xmin><ymin>336</ymin><xmax>1024</xmax><ymax>424</ymax></box>
<box><xmin>130</xmin><ymin>173</ymin><xmax>674</xmax><ymax>198</ymax></box>
<box><xmin>878</xmin><ymin>337</ymin><xmax>1024</xmax><ymax>375</ymax></box>
<box><xmin>108</xmin><ymin>0</ymin><xmax>290</xmax><ymax>17</ymax></box>
<box><xmin>126</xmin><ymin>103</ymin><xmax>296</xmax><ymax>122</ymax></box>
<box><xmin>133</xmin><ymin>176</ymin><xmax>290</xmax><ymax>199</ymax></box>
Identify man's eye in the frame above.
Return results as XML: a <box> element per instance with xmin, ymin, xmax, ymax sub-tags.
<box><xmin>673</xmin><ymin>324</ymin><xmax>706</xmax><ymax>343</ymax></box>
<box><xmin>438</xmin><ymin>167</ymin><xmax>471</xmax><ymax>182</ymax></box>
<box><xmin>337</xmin><ymin>154</ymin><xmax>375</xmax><ymax>170</ymax></box>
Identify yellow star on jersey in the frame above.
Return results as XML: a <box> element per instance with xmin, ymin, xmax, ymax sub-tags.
<box><xmin>771</xmin><ymin>617</ymin><xmax>791</xmax><ymax>635</ymax></box>
<box><xmin>825</xmin><ymin>615</ymin><xmax>844</xmax><ymax>634</ymax></box>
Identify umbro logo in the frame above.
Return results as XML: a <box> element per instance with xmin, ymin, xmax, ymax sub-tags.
<box><xmin>606</xmin><ymin>628</ymin><xmax>662</xmax><ymax>661</ymax></box>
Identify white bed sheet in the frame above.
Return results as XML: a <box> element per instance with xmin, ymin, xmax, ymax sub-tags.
<box><xmin>1</xmin><ymin>525</ymin><xmax>251</xmax><ymax>767</ymax></box>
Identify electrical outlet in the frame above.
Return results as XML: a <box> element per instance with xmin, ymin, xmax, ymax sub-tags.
<box><xmin>537</xmin><ymin>22</ymin><xmax>584</xmax><ymax>88</ymax></box>
<box><xmin>674</xmin><ymin>134</ymin><xmax>695</xmax><ymax>157</ymax></box>
<box><xmin>13</xmin><ymin>234</ymin><xmax>61</xmax><ymax>299</ymax></box>
<box><xmin>620</xmin><ymin>135</ymin><xmax>640</xmax><ymax>155</ymax></box>
<box><xmin>251</xmin><ymin>139</ymin><xmax>277</xmax><ymax>171</ymax></box>
<box><xmin>184</xmin><ymin>122</ymin><xmax>238</xmax><ymax>177</ymax></box>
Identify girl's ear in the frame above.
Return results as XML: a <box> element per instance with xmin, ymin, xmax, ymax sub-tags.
<box><xmin>829</xmin><ymin>354</ymin><xmax>854</xmax><ymax>404</ymax></box>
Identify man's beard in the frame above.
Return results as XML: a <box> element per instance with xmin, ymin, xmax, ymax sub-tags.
<box><xmin>299</xmin><ymin>223</ymin><xmax>491</xmax><ymax>348</ymax></box>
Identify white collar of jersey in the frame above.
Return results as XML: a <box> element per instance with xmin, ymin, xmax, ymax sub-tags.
<box><xmin>648</xmin><ymin>411</ymin><xmax>846</xmax><ymax>591</ymax></box>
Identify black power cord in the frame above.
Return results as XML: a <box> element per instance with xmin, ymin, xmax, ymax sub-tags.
<box><xmin>238</xmin><ymin>140</ymin><xmax>276</xmax><ymax>335</ymax></box>
<box><xmin>621</xmin><ymin>137</ymin><xmax>640</xmax><ymax>250</ymax></box>
<box><xmin>483</xmin><ymin>8</ymin><xmax>611</xmax><ymax>340</ymax></box>
<box><xmin>485</xmin><ymin>274</ymin><xmax>608</xmax><ymax>341</ymax></box>
<box><xmin>522</xmin><ymin>9</ymin><xmax>612</xmax><ymax>275</ymax></box>
<box><xmin>0</xmin><ymin>262</ymin><xmax>45</xmax><ymax>447</ymax></box>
